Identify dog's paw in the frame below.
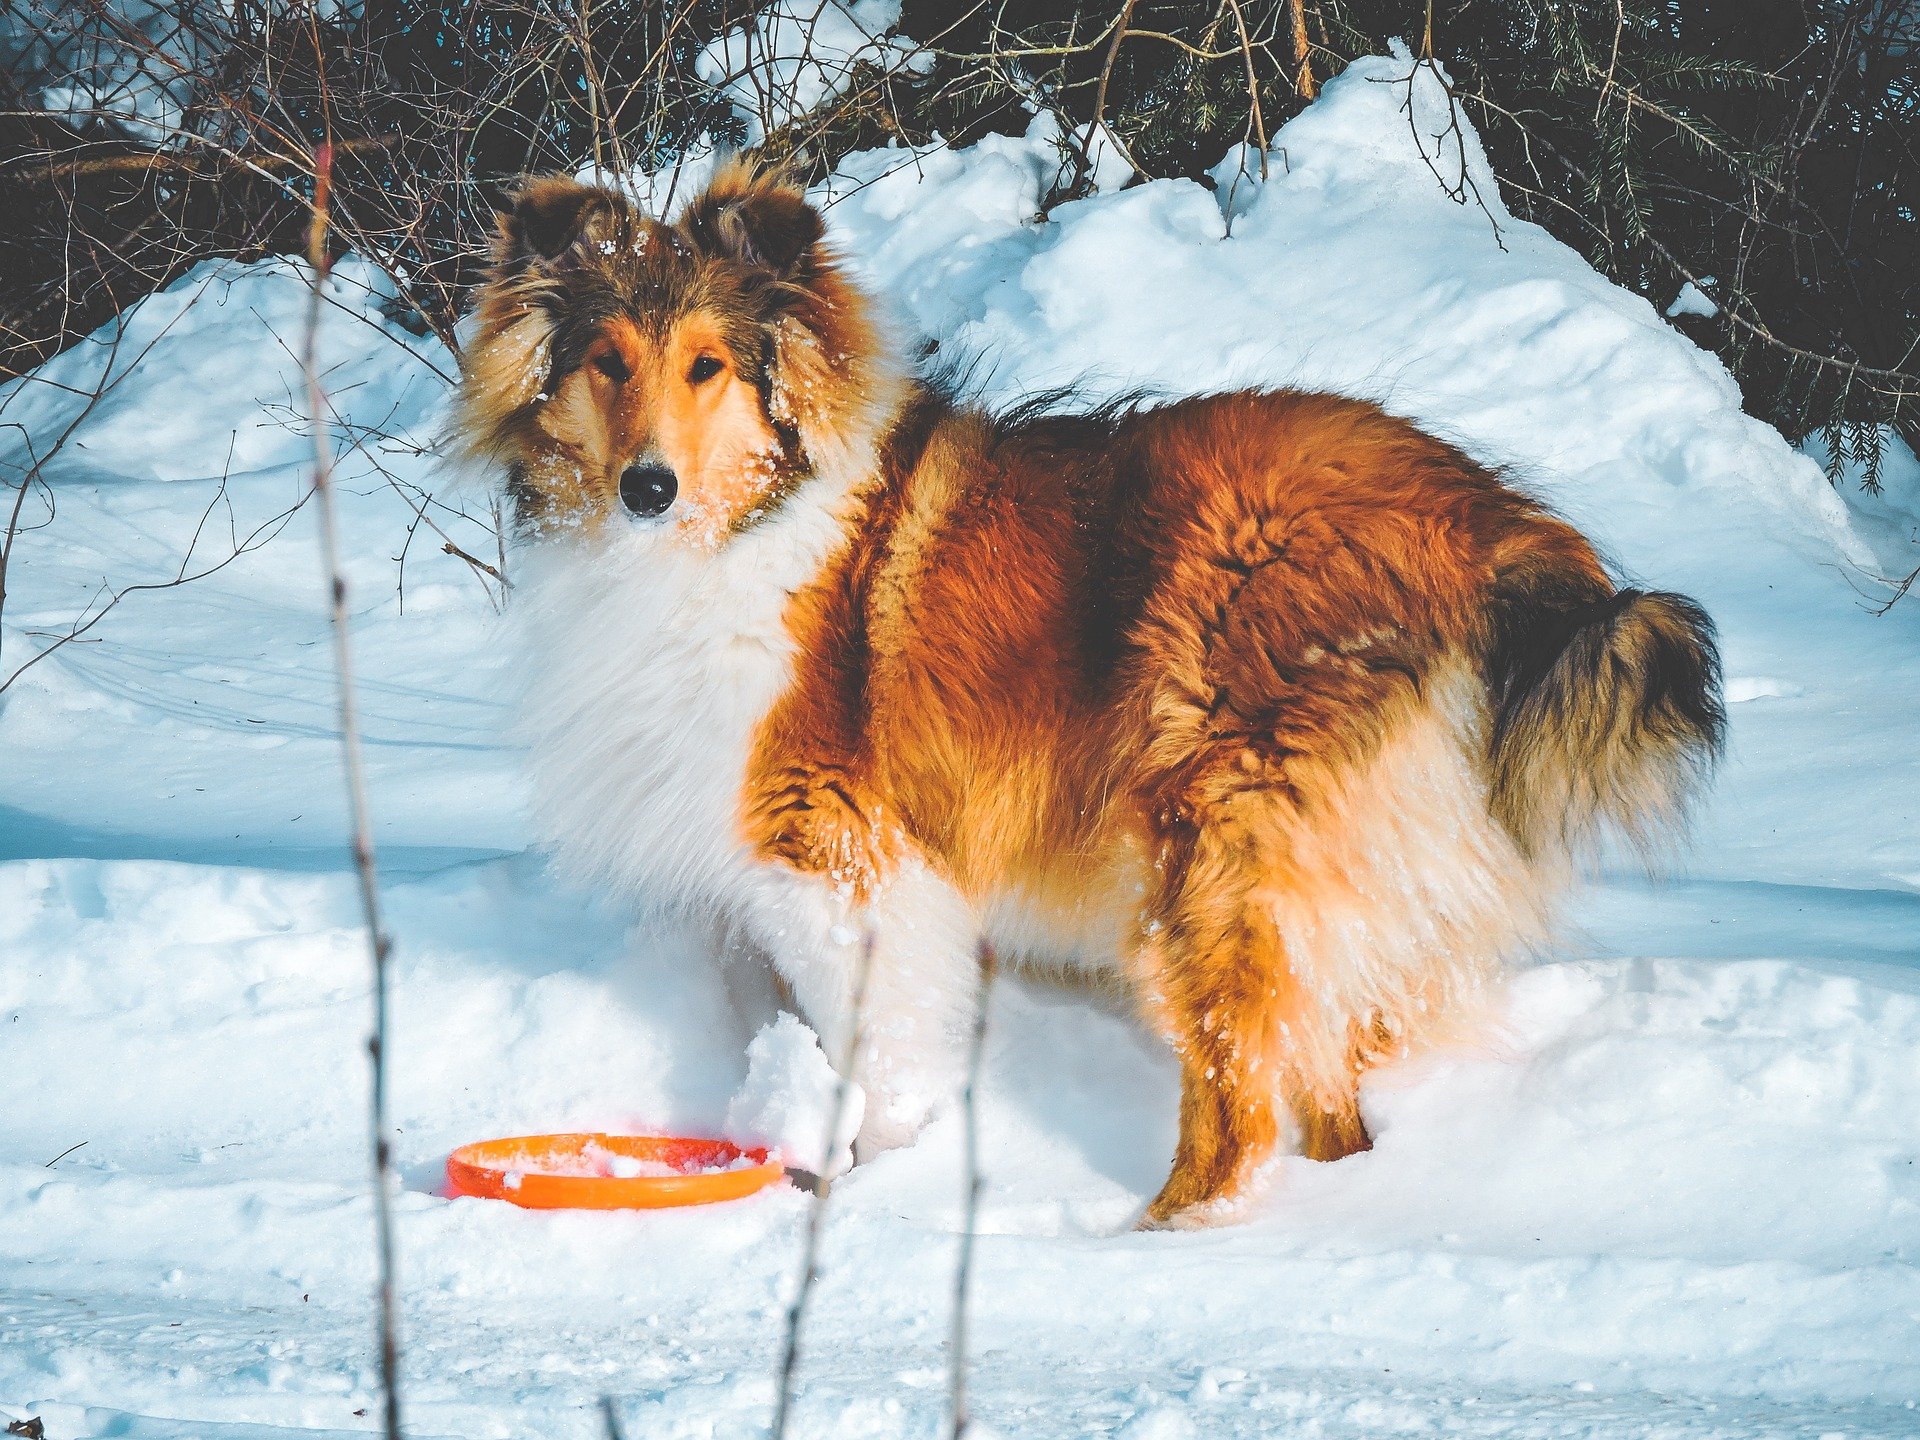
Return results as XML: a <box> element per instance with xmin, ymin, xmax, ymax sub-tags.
<box><xmin>852</xmin><ymin>1098</ymin><xmax>933</xmax><ymax>1161</ymax></box>
<box><xmin>1133</xmin><ymin>1195</ymin><xmax>1252</xmax><ymax>1232</ymax></box>
<box><xmin>1137</xmin><ymin>1156</ymin><xmax>1285</xmax><ymax>1231</ymax></box>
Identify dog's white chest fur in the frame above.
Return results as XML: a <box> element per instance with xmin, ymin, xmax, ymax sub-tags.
<box><xmin>512</xmin><ymin>480</ymin><xmax>984</xmax><ymax>1149</ymax></box>
<box><xmin>511</xmin><ymin>487</ymin><xmax>852</xmax><ymax>910</ymax></box>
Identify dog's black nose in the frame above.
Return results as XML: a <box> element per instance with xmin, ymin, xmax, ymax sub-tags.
<box><xmin>619</xmin><ymin>463</ymin><xmax>677</xmax><ymax>518</ymax></box>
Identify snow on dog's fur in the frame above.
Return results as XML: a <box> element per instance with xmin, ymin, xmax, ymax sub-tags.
<box><xmin>457</xmin><ymin>160</ymin><xmax>1725</xmax><ymax>1226</ymax></box>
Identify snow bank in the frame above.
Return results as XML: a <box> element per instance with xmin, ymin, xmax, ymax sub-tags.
<box><xmin>0</xmin><ymin>255</ymin><xmax>508</xmax><ymax>859</ymax></box>
<box><xmin>2</xmin><ymin>2</ymin><xmax>360</xmax><ymax>145</ymax></box>
<box><xmin>0</xmin><ymin>254</ymin><xmax>451</xmax><ymax>485</ymax></box>
<box><xmin>697</xmin><ymin>1</ymin><xmax>925</xmax><ymax>145</ymax></box>
<box><xmin>2</xmin><ymin>45</ymin><xmax>1917</xmax><ymax>1440</ymax></box>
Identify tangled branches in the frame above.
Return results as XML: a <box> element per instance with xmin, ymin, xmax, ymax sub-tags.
<box><xmin>3</xmin><ymin>2</ymin><xmax>1915</xmax><ymax>486</ymax></box>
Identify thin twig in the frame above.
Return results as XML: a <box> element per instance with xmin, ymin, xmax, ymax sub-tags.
<box><xmin>303</xmin><ymin>138</ymin><xmax>403</xmax><ymax>1440</ymax></box>
<box><xmin>769</xmin><ymin>928</ymin><xmax>878</xmax><ymax>1440</ymax></box>
<box><xmin>947</xmin><ymin>941</ymin><xmax>998</xmax><ymax>1440</ymax></box>
<box><xmin>0</xmin><ymin>479</ymin><xmax>310</xmax><ymax>696</ymax></box>
<box><xmin>5</xmin><ymin>134</ymin><xmax>397</xmax><ymax>184</ymax></box>
<box><xmin>441</xmin><ymin>540</ymin><xmax>511</xmax><ymax>588</ymax></box>
<box><xmin>1223</xmin><ymin>0</ymin><xmax>1270</xmax><ymax>181</ymax></box>
<box><xmin>1076</xmin><ymin>0</ymin><xmax>1142</xmax><ymax>191</ymax></box>
<box><xmin>1870</xmin><ymin>560</ymin><xmax>1920</xmax><ymax>616</ymax></box>
<box><xmin>1286</xmin><ymin>0</ymin><xmax>1317</xmax><ymax>98</ymax></box>
<box><xmin>1390</xmin><ymin>62</ymin><xmax>1507</xmax><ymax>251</ymax></box>
<box><xmin>1594</xmin><ymin>0</ymin><xmax>1626</xmax><ymax>125</ymax></box>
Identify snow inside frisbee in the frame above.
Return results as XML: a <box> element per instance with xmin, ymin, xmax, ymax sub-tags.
<box><xmin>513</xmin><ymin>1139</ymin><xmax>761</xmax><ymax>1181</ymax></box>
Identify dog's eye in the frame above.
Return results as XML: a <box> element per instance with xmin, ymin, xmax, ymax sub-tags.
<box><xmin>688</xmin><ymin>355</ymin><xmax>724</xmax><ymax>385</ymax></box>
<box><xmin>593</xmin><ymin>351</ymin><xmax>631</xmax><ymax>384</ymax></box>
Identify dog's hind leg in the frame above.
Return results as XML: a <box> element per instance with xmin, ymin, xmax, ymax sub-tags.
<box><xmin>1135</xmin><ymin>663</ymin><xmax>1546</xmax><ymax>1228</ymax></box>
<box><xmin>1136</xmin><ymin>755</ymin><xmax>1370</xmax><ymax>1229</ymax></box>
<box><xmin>1123</xmin><ymin>488</ymin><xmax>1544</xmax><ymax>1225</ymax></box>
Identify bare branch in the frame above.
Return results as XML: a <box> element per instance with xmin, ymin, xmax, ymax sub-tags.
<box><xmin>4</xmin><ymin>134</ymin><xmax>397</xmax><ymax>184</ymax></box>
<box><xmin>301</xmin><ymin>138</ymin><xmax>404</xmax><ymax>1440</ymax></box>
<box><xmin>769</xmin><ymin>929</ymin><xmax>879</xmax><ymax>1440</ymax></box>
<box><xmin>947</xmin><ymin>941</ymin><xmax>998</xmax><ymax>1440</ymax></box>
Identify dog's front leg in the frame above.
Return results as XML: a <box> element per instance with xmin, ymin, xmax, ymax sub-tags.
<box><xmin>736</xmin><ymin>854</ymin><xmax>979</xmax><ymax>1158</ymax></box>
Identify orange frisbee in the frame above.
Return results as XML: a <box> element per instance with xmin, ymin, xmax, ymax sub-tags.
<box><xmin>446</xmin><ymin>1133</ymin><xmax>783</xmax><ymax>1210</ymax></box>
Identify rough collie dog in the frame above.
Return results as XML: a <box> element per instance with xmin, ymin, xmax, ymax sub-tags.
<box><xmin>455</xmin><ymin>161</ymin><xmax>1723</xmax><ymax>1227</ymax></box>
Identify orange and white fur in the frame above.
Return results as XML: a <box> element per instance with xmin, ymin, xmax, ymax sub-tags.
<box><xmin>455</xmin><ymin>162</ymin><xmax>1724</xmax><ymax>1227</ymax></box>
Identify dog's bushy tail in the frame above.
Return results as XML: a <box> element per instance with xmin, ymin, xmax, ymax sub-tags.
<box><xmin>1483</xmin><ymin>556</ymin><xmax>1725</xmax><ymax>864</ymax></box>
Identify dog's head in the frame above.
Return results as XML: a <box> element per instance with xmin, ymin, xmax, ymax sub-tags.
<box><xmin>456</xmin><ymin>160</ymin><xmax>899</xmax><ymax>543</ymax></box>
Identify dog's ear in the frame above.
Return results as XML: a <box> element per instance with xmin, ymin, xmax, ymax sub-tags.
<box><xmin>499</xmin><ymin>176</ymin><xmax>617</xmax><ymax>265</ymax></box>
<box><xmin>679</xmin><ymin>160</ymin><xmax>823</xmax><ymax>277</ymax></box>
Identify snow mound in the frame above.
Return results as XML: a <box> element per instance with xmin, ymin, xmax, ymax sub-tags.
<box><xmin>725</xmin><ymin>1013</ymin><xmax>865</xmax><ymax>1176</ymax></box>
<box><xmin>697</xmin><ymin>1</ymin><xmax>926</xmax><ymax>145</ymax></box>
<box><xmin>0</xmin><ymin>254</ymin><xmax>450</xmax><ymax>485</ymax></box>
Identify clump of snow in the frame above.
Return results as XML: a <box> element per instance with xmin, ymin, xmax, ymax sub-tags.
<box><xmin>1115</xmin><ymin>1401</ymin><xmax>1200</xmax><ymax>1440</ymax></box>
<box><xmin>1666</xmin><ymin>278</ymin><xmax>1720</xmax><ymax>319</ymax></box>
<box><xmin>1723</xmin><ymin>674</ymin><xmax>1803</xmax><ymax>703</ymax></box>
<box><xmin>548</xmin><ymin>1142</ymin><xmax>760</xmax><ymax>1180</ymax></box>
<box><xmin>1067</xmin><ymin>115</ymin><xmax>1138</xmax><ymax>194</ymax></box>
<box><xmin>724</xmin><ymin>1013</ymin><xmax>864</xmax><ymax>1177</ymax></box>
<box><xmin>519</xmin><ymin>1142</ymin><xmax>750</xmax><ymax>1180</ymax></box>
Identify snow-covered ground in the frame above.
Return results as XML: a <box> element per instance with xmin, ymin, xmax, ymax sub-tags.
<box><xmin>4</xmin><ymin>52</ymin><xmax>1918</xmax><ymax>1440</ymax></box>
